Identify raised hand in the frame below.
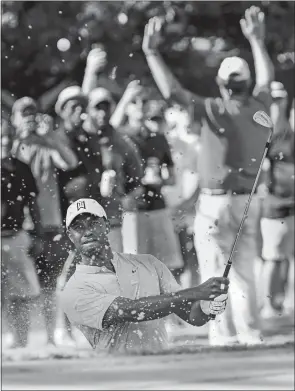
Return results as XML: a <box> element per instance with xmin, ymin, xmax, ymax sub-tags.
<box><xmin>142</xmin><ymin>16</ymin><xmax>164</xmax><ymax>55</ymax></box>
<box><xmin>240</xmin><ymin>6</ymin><xmax>265</xmax><ymax>42</ymax></box>
<box><xmin>123</xmin><ymin>80</ymin><xmax>143</xmax><ymax>102</ymax></box>
<box><xmin>86</xmin><ymin>47</ymin><xmax>107</xmax><ymax>71</ymax></box>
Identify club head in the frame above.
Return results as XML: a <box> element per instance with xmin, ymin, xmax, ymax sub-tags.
<box><xmin>253</xmin><ymin>111</ymin><xmax>273</xmax><ymax>129</ymax></box>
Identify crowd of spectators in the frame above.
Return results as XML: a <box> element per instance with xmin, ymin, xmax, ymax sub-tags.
<box><xmin>1</xmin><ymin>5</ymin><xmax>294</xmax><ymax>351</ymax></box>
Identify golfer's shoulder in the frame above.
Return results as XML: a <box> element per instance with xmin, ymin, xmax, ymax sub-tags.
<box><xmin>60</xmin><ymin>275</ymin><xmax>99</xmax><ymax>308</ymax></box>
<box><xmin>118</xmin><ymin>252</ymin><xmax>160</xmax><ymax>269</ymax></box>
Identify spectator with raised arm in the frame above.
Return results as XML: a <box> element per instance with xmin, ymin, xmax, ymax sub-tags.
<box><xmin>143</xmin><ymin>6</ymin><xmax>274</xmax><ymax>346</ymax></box>
<box><xmin>110</xmin><ymin>81</ymin><xmax>184</xmax><ymax>286</ymax></box>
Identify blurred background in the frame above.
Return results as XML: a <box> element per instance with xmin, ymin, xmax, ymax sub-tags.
<box><xmin>2</xmin><ymin>1</ymin><xmax>295</xmax><ymax>113</ymax></box>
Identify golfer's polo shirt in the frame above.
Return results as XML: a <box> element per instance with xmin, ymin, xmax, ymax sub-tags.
<box><xmin>61</xmin><ymin>252</ymin><xmax>180</xmax><ymax>353</ymax></box>
<box><xmin>196</xmin><ymin>87</ymin><xmax>272</xmax><ymax>192</ymax></box>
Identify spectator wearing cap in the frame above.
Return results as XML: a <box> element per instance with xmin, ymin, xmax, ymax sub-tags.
<box><xmin>111</xmin><ymin>81</ymin><xmax>184</xmax><ymax>286</ymax></box>
<box><xmin>81</xmin><ymin>86</ymin><xmax>144</xmax><ymax>250</ymax></box>
<box><xmin>54</xmin><ymin>86</ymin><xmax>90</xmax><ymax>221</ymax></box>
<box><xmin>10</xmin><ymin>96</ymin><xmax>78</xmax><ymax>346</ymax></box>
<box><xmin>143</xmin><ymin>6</ymin><xmax>274</xmax><ymax>345</ymax></box>
<box><xmin>1</xmin><ymin>118</ymin><xmax>42</xmax><ymax>348</ymax></box>
<box><xmin>260</xmin><ymin>81</ymin><xmax>294</xmax><ymax>318</ymax></box>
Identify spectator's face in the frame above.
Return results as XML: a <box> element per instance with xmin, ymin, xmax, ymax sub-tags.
<box><xmin>13</xmin><ymin>106</ymin><xmax>37</xmax><ymax>138</ymax></box>
<box><xmin>61</xmin><ymin>99</ymin><xmax>84</xmax><ymax>130</ymax></box>
<box><xmin>218</xmin><ymin>79</ymin><xmax>251</xmax><ymax>100</ymax></box>
<box><xmin>36</xmin><ymin>114</ymin><xmax>54</xmax><ymax>136</ymax></box>
<box><xmin>126</xmin><ymin>97</ymin><xmax>146</xmax><ymax>124</ymax></box>
<box><xmin>88</xmin><ymin>101</ymin><xmax>111</xmax><ymax>129</ymax></box>
<box><xmin>1</xmin><ymin>119</ymin><xmax>12</xmax><ymax>158</ymax></box>
<box><xmin>68</xmin><ymin>214</ymin><xmax>110</xmax><ymax>258</ymax></box>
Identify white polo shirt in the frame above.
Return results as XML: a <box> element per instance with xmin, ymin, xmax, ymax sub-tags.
<box><xmin>60</xmin><ymin>252</ymin><xmax>181</xmax><ymax>354</ymax></box>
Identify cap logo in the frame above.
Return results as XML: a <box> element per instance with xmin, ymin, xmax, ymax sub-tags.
<box><xmin>77</xmin><ymin>201</ymin><xmax>86</xmax><ymax>211</ymax></box>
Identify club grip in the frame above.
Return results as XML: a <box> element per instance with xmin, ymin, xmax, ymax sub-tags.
<box><xmin>209</xmin><ymin>264</ymin><xmax>232</xmax><ymax>320</ymax></box>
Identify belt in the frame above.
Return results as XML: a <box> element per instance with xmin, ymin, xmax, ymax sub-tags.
<box><xmin>201</xmin><ymin>189</ymin><xmax>227</xmax><ymax>196</ymax></box>
<box><xmin>201</xmin><ymin>188</ymin><xmax>254</xmax><ymax>196</ymax></box>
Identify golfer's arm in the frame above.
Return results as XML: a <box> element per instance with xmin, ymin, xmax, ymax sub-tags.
<box><xmin>103</xmin><ymin>291</ymin><xmax>210</xmax><ymax>329</ymax></box>
<box><xmin>173</xmin><ymin>301</ymin><xmax>210</xmax><ymax>327</ymax></box>
<box><xmin>250</xmin><ymin>37</ymin><xmax>274</xmax><ymax>89</ymax></box>
<box><xmin>145</xmin><ymin>51</ymin><xmax>205</xmax><ymax>115</ymax></box>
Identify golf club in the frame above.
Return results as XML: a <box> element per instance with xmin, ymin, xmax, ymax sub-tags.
<box><xmin>210</xmin><ymin>110</ymin><xmax>274</xmax><ymax>319</ymax></box>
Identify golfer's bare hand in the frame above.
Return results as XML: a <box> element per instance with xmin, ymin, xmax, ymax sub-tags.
<box><xmin>191</xmin><ymin>277</ymin><xmax>229</xmax><ymax>301</ymax></box>
<box><xmin>240</xmin><ymin>6</ymin><xmax>265</xmax><ymax>42</ymax></box>
<box><xmin>142</xmin><ymin>16</ymin><xmax>163</xmax><ymax>54</ymax></box>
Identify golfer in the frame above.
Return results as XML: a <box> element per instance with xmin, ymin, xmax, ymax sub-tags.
<box><xmin>60</xmin><ymin>198</ymin><xmax>229</xmax><ymax>353</ymax></box>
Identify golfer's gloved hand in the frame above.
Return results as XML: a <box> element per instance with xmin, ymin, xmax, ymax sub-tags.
<box><xmin>200</xmin><ymin>294</ymin><xmax>228</xmax><ymax>316</ymax></box>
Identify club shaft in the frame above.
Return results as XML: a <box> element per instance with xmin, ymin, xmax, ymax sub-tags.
<box><xmin>223</xmin><ymin>131</ymin><xmax>272</xmax><ymax>277</ymax></box>
<box><xmin>210</xmin><ymin>129</ymin><xmax>272</xmax><ymax>319</ymax></box>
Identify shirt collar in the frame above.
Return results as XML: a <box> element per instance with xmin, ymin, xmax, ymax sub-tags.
<box><xmin>75</xmin><ymin>253</ymin><xmax>118</xmax><ymax>274</ymax></box>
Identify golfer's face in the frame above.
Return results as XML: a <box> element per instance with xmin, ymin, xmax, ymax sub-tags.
<box><xmin>69</xmin><ymin>214</ymin><xmax>109</xmax><ymax>256</ymax></box>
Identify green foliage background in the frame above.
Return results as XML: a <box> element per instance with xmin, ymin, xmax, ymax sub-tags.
<box><xmin>1</xmin><ymin>1</ymin><xmax>294</xmax><ymax>111</ymax></box>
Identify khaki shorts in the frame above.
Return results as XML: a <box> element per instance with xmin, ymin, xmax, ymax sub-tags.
<box><xmin>261</xmin><ymin>215</ymin><xmax>295</xmax><ymax>261</ymax></box>
<box><xmin>136</xmin><ymin>209</ymin><xmax>184</xmax><ymax>270</ymax></box>
<box><xmin>1</xmin><ymin>231</ymin><xmax>40</xmax><ymax>299</ymax></box>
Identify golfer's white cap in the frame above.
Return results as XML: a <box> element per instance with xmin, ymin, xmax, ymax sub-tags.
<box><xmin>66</xmin><ymin>198</ymin><xmax>107</xmax><ymax>229</ymax></box>
<box><xmin>218</xmin><ymin>56</ymin><xmax>251</xmax><ymax>82</ymax></box>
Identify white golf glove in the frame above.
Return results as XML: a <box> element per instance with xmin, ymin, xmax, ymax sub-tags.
<box><xmin>200</xmin><ymin>294</ymin><xmax>228</xmax><ymax>316</ymax></box>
